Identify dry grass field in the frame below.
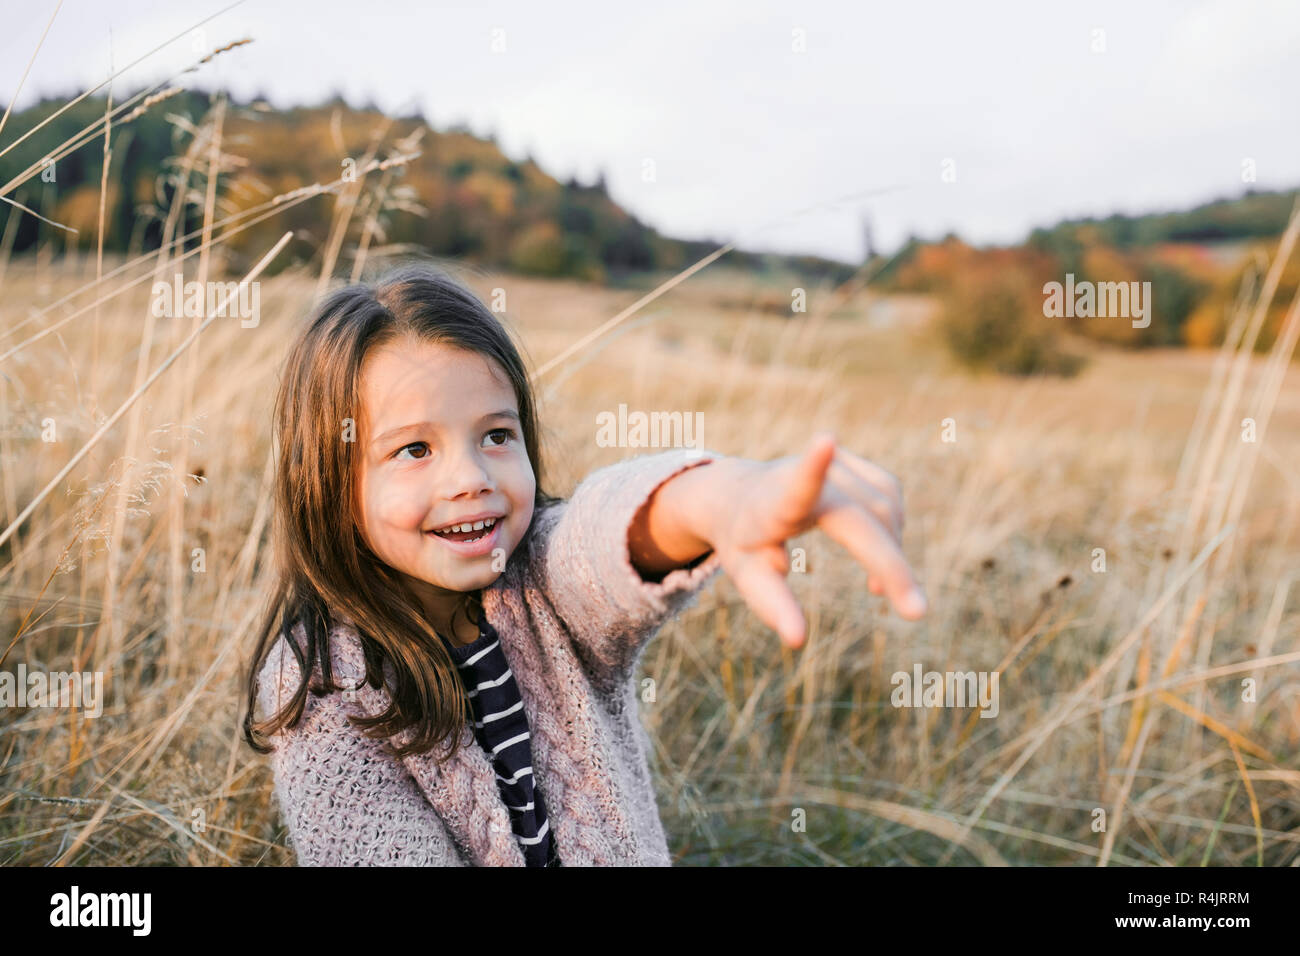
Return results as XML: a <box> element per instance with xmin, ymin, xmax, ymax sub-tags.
<box><xmin>2</xmin><ymin>230</ymin><xmax>1298</xmax><ymax>865</ymax></box>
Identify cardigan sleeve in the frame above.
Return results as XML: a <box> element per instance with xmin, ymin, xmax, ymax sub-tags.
<box><xmin>256</xmin><ymin>637</ymin><xmax>468</xmax><ymax>867</ymax></box>
<box><xmin>526</xmin><ymin>447</ymin><xmax>725</xmax><ymax>691</ymax></box>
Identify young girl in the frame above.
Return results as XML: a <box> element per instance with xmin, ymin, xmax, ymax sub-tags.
<box><xmin>243</xmin><ymin>264</ymin><xmax>926</xmax><ymax>867</ymax></box>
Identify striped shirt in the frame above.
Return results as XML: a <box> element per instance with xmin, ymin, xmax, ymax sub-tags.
<box><xmin>439</xmin><ymin>614</ymin><xmax>561</xmax><ymax>867</ymax></box>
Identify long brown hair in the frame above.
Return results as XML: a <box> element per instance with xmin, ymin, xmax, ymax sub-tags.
<box><xmin>242</xmin><ymin>263</ymin><xmax>559</xmax><ymax>761</ymax></box>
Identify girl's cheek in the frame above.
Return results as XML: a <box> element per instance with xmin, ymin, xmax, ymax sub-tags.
<box><xmin>513</xmin><ymin>470</ymin><xmax>536</xmax><ymax>532</ymax></box>
<box><xmin>371</xmin><ymin>479</ymin><xmax>428</xmax><ymax>530</ymax></box>
<box><xmin>509</xmin><ymin>451</ymin><xmax>536</xmax><ymax>498</ymax></box>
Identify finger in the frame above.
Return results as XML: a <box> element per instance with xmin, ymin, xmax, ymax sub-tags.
<box><xmin>832</xmin><ymin>449</ymin><xmax>904</xmax><ymax>523</ymax></box>
<box><xmin>724</xmin><ymin>547</ymin><xmax>809</xmax><ymax>648</ymax></box>
<box><xmin>774</xmin><ymin>432</ymin><xmax>837</xmax><ymax>533</ymax></box>
<box><xmin>827</xmin><ymin>462</ymin><xmax>902</xmax><ymax>543</ymax></box>
<box><xmin>818</xmin><ymin>501</ymin><xmax>927</xmax><ymax>620</ymax></box>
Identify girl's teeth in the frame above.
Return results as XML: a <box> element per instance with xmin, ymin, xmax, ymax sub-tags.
<box><xmin>435</xmin><ymin>517</ymin><xmax>497</xmax><ymax>536</ymax></box>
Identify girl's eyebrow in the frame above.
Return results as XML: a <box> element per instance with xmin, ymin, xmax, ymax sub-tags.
<box><xmin>370</xmin><ymin>409</ymin><xmax>520</xmax><ymax>448</ymax></box>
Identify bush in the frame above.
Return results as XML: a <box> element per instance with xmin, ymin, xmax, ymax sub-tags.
<box><xmin>938</xmin><ymin>269</ymin><xmax>1086</xmax><ymax>377</ymax></box>
<box><xmin>507</xmin><ymin>221</ymin><xmax>567</xmax><ymax>276</ymax></box>
<box><xmin>1183</xmin><ymin>248</ymin><xmax>1299</xmax><ymax>355</ymax></box>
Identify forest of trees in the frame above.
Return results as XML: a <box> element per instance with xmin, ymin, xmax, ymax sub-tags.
<box><xmin>0</xmin><ymin>89</ymin><xmax>858</xmax><ymax>286</ymax></box>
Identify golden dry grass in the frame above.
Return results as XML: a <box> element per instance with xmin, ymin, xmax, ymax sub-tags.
<box><xmin>1</xmin><ymin>242</ymin><xmax>1298</xmax><ymax>865</ymax></box>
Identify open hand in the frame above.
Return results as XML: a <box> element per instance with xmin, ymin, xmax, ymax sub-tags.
<box><xmin>708</xmin><ymin>432</ymin><xmax>927</xmax><ymax>648</ymax></box>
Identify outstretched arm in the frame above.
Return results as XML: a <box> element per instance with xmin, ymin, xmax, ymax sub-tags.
<box><xmin>526</xmin><ymin>448</ymin><xmax>726</xmax><ymax>691</ymax></box>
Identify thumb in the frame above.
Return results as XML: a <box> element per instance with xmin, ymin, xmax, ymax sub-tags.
<box><xmin>776</xmin><ymin>432</ymin><xmax>837</xmax><ymax>530</ymax></box>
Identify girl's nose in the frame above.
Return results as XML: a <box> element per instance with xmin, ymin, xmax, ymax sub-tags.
<box><xmin>441</xmin><ymin>447</ymin><xmax>495</xmax><ymax>499</ymax></box>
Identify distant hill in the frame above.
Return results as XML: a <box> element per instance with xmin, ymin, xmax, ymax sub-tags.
<box><xmin>0</xmin><ymin>89</ymin><xmax>858</xmax><ymax>285</ymax></box>
<box><xmin>875</xmin><ymin>187</ymin><xmax>1298</xmax><ymax>286</ymax></box>
<box><xmin>874</xmin><ymin>187</ymin><xmax>1299</xmax><ymax>364</ymax></box>
<box><xmin>1027</xmin><ymin>188</ymin><xmax>1299</xmax><ymax>249</ymax></box>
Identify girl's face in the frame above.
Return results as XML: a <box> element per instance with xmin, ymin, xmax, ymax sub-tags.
<box><xmin>353</xmin><ymin>336</ymin><xmax>536</xmax><ymax>628</ymax></box>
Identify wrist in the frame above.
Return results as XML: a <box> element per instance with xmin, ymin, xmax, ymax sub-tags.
<box><xmin>628</xmin><ymin>455</ymin><xmax>733</xmax><ymax>578</ymax></box>
<box><xmin>666</xmin><ymin>457</ymin><xmax>735</xmax><ymax>552</ymax></box>
<box><xmin>658</xmin><ymin>454</ymin><xmax>760</xmax><ymax>552</ymax></box>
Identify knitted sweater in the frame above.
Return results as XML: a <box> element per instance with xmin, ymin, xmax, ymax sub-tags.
<box><xmin>255</xmin><ymin>447</ymin><xmax>724</xmax><ymax>866</ymax></box>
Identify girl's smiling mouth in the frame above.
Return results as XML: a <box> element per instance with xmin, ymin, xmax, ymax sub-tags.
<box><xmin>425</xmin><ymin>516</ymin><xmax>503</xmax><ymax>557</ymax></box>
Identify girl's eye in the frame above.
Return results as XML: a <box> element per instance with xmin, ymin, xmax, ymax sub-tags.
<box><xmin>392</xmin><ymin>430</ymin><xmax>514</xmax><ymax>461</ymax></box>
<box><xmin>394</xmin><ymin>442</ymin><xmax>429</xmax><ymax>461</ymax></box>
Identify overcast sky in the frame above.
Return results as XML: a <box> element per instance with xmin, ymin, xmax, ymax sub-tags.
<box><xmin>4</xmin><ymin>0</ymin><xmax>1299</xmax><ymax>263</ymax></box>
